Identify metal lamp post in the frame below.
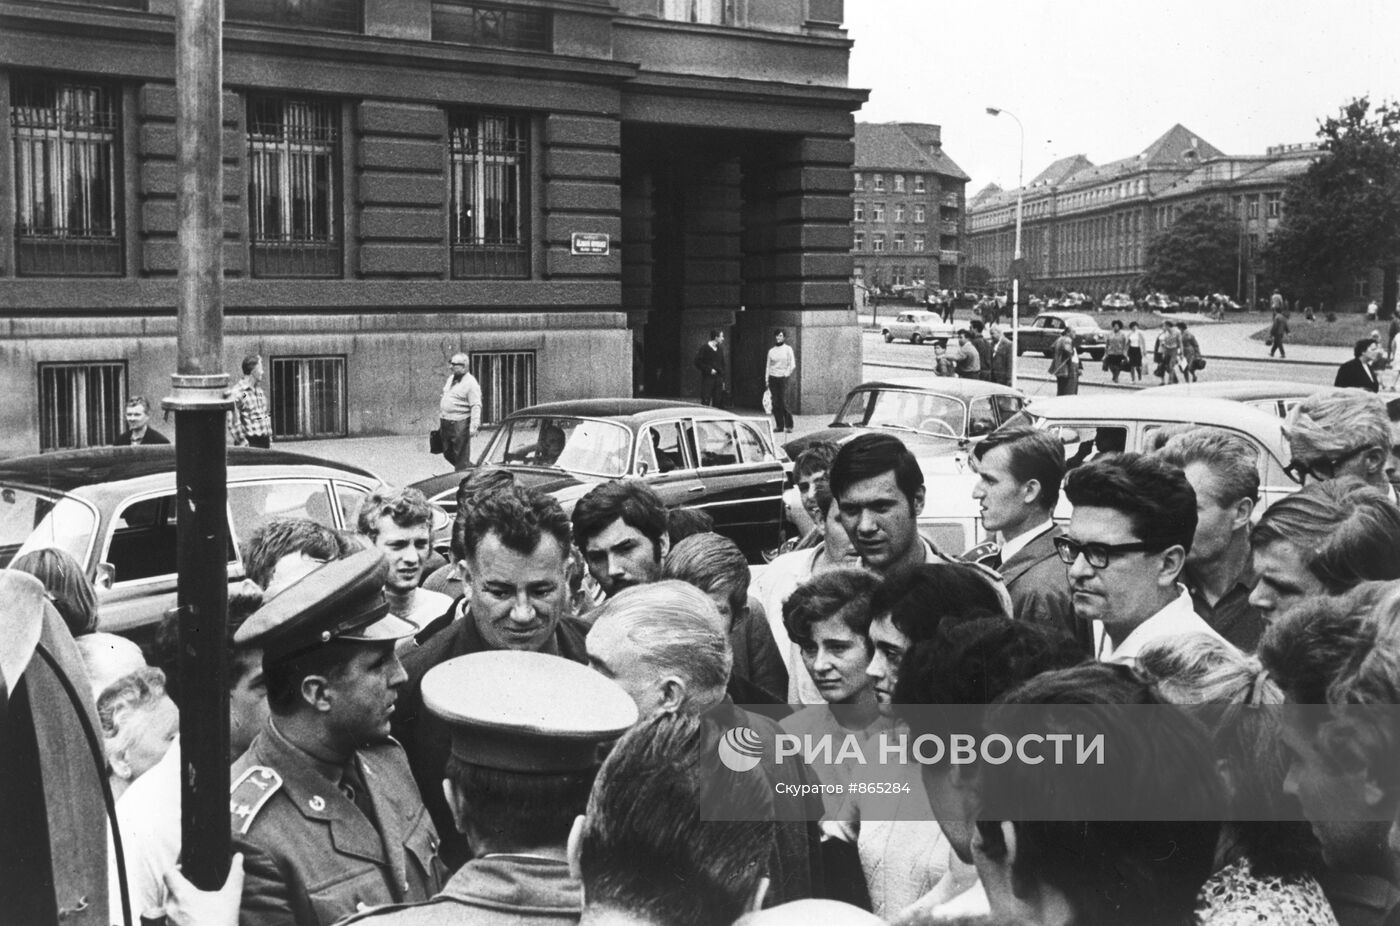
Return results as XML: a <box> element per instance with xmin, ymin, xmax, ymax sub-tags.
<box><xmin>986</xmin><ymin>107</ymin><xmax>1024</xmax><ymax>390</ymax></box>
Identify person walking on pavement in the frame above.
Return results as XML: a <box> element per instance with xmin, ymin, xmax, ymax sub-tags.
<box><xmin>229</xmin><ymin>354</ymin><xmax>273</xmax><ymax>449</ymax></box>
<box><xmin>1104</xmin><ymin>320</ymin><xmax>1129</xmax><ymax>384</ymax></box>
<box><xmin>1268</xmin><ymin>304</ymin><xmax>1290</xmax><ymax>359</ymax></box>
<box><xmin>1156</xmin><ymin>320</ymin><xmax>1181</xmax><ymax>384</ymax></box>
<box><xmin>1050</xmin><ymin>328</ymin><xmax>1079</xmax><ymax>395</ymax></box>
<box><xmin>439</xmin><ymin>353</ymin><xmax>481</xmax><ymax>470</ymax></box>
<box><xmin>1177</xmin><ymin>321</ymin><xmax>1202</xmax><ymax>383</ymax></box>
<box><xmin>694</xmin><ymin>330</ymin><xmax>726</xmax><ymax>406</ymax></box>
<box><xmin>1126</xmin><ymin>321</ymin><xmax>1147</xmax><ymax>383</ymax></box>
<box><xmin>766</xmin><ymin>328</ymin><xmax>796</xmax><ymax>434</ymax></box>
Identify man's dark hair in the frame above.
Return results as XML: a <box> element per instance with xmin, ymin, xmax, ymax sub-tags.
<box><xmin>460</xmin><ymin>484</ymin><xmax>572</xmax><ymax>562</ymax></box>
<box><xmin>970</xmin><ymin>318</ymin><xmax>985</xmax><ymax>334</ymax></box>
<box><xmin>708</xmin><ymin>329</ymin><xmax>720</xmax><ymax>340</ymax></box>
<box><xmin>1258</xmin><ymin>583</ymin><xmax>1383</xmax><ymax>719</ymax></box>
<box><xmin>1251</xmin><ymin>479</ymin><xmax>1400</xmax><ymax>594</ymax></box>
<box><xmin>451</xmin><ymin>469</ymin><xmax>518</xmax><ymax>559</ymax></box>
<box><xmin>971</xmin><ymin>426</ymin><xmax>1067</xmax><ymax>512</ymax></box>
<box><xmin>782</xmin><ymin>567</ymin><xmax>881</xmax><ymax>650</ymax></box>
<box><xmin>243</xmin><ymin>518</ymin><xmax>356</xmax><ymax>590</ymax></box>
<box><xmin>1355</xmin><ymin>337</ymin><xmax>1377</xmax><ymax>358</ymax></box>
<box><xmin>666</xmin><ymin>506</ymin><xmax>715</xmax><ymax>544</ymax></box>
<box><xmin>572</xmin><ymin>479</ymin><xmax>668</xmax><ymax>554</ymax></box>
<box><xmin>1063</xmin><ymin>452</ymin><xmax>1197</xmax><ymax>553</ymax></box>
<box><xmin>828</xmin><ymin>433</ymin><xmax>924</xmax><ymax>509</ymax></box>
<box><xmin>869</xmin><ymin>563</ymin><xmax>1006</xmax><ymax>643</ymax></box>
<box><xmin>241</xmin><ymin>354</ymin><xmax>260</xmax><ymax>375</ymax></box>
<box><xmin>446</xmin><ymin>757</ymin><xmax>594</xmax><ymax>852</ymax></box>
<box><xmin>975</xmin><ymin>664</ymin><xmax>1223</xmax><ymax>926</ymax></box>
<box><xmin>795</xmin><ymin>441</ymin><xmax>839</xmax><ymax>482</ymax></box>
<box><xmin>579</xmin><ymin>712</ymin><xmax>773</xmax><ymax>926</ymax></box>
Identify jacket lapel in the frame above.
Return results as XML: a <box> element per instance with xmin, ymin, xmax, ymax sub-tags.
<box><xmin>999</xmin><ymin>527</ymin><xmax>1059</xmax><ymax>587</ymax></box>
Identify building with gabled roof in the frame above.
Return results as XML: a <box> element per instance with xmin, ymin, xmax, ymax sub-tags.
<box><xmin>852</xmin><ymin>122</ymin><xmax>970</xmax><ymax>290</ymax></box>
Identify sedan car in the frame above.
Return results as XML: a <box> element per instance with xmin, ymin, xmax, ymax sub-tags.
<box><xmin>1016</xmin><ymin>312</ymin><xmax>1108</xmax><ymax>360</ymax></box>
<box><xmin>1143</xmin><ymin>292</ymin><xmax>1180</xmax><ymax>312</ymax></box>
<box><xmin>882</xmin><ymin>310</ymin><xmax>956</xmax><ymax>345</ymax></box>
<box><xmin>409</xmin><ymin>399</ymin><xmax>785</xmax><ymax>562</ymax></box>
<box><xmin>1142</xmin><ymin>380</ymin><xmax>1400</xmax><ymax>422</ymax></box>
<box><xmin>1100</xmin><ymin>292</ymin><xmax>1135</xmax><ymax>311</ymax></box>
<box><xmin>0</xmin><ymin>446</ymin><xmax>384</xmax><ymax>639</ymax></box>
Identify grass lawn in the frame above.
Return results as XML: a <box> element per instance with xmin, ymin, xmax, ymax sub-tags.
<box><xmin>1245</xmin><ymin>312</ymin><xmax>1392</xmax><ymax>348</ymax></box>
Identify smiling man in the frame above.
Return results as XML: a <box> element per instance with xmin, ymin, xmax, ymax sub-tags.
<box><xmin>113</xmin><ymin>396</ymin><xmax>169</xmax><ymax>445</ymax></box>
<box><xmin>572</xmin><ymin>479</ymin><xmax>671</xmax><ymax>598</ymax></box>
<box><xmin>830</xmin><ymin>433</ymin><xmax>952</xmax><ymax>576</ymax></box>
<box><xmin>357</xmin><ymin>488</ymin><xmax>452</xmax><ymax>634</ymax></box>
<box><xmin>1060</xmin><ymin>453</ymin><xmax>1232</xmax><ymax>664</ymax></box>
<box><xmin>395</xmin><ymin>483</ymin><xmax>587</xmax><ymax>866</ymax></box>
<box><xmin>229</xmin><ymin>550</ymin><xmax>439</xmax><ymax>926</ymax></box>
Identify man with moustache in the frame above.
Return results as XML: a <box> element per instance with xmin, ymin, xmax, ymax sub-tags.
<box><xmin>572</xmin><ymin>479</ymin><xmax>670</xmax><ymax>599</ymax></box>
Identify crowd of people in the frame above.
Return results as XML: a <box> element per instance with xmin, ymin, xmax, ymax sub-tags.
<box><xmin>18</xmin><ymin>384</ymin><xmax>1400</xmax><ymax>926</ymax></box>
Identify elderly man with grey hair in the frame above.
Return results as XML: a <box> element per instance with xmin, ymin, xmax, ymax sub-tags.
<box><xmin>439</xmin><ymin>352</ymin><xmax>481</xmax><ymax>470</ymax></box>
<box><xmin>1285</xmin><ymin>389</ymin><xmax>1394</xmax><ymax>501</ymax></box>
<box><xmin>584</xmin><ymin>580</ymin><xmax>826</xmax><ymax>904</ymax></box>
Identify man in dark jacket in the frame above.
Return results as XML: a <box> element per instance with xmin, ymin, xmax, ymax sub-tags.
<box><xmin>1335</xmin><ymin>338</ymin><xmax>1382</xmax><ymax>392</ymax></box>
<box><xmin>989</xmin><ymin>325</ymin><xmax>1013</xmax><ymax>386</ymax></box>
<box><xmin>694</xmin><ymin>330</ymin><xmax>726</xmax><ymax>406</ymax></box>
<box><xmin>113</xmin><ymin>397</ymin><xmax>170</xmax><ymax>445</ymax></box>
<box><xmin>969</xmin><ymin>319</ymin><xmax>994</xmax><ymax>381</ymax></box>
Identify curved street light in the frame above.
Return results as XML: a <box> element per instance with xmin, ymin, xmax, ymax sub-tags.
<box><xmin>986</xmin><ymin>106</ymin><xmax>1025</xmax><ymax>390</ymax></box>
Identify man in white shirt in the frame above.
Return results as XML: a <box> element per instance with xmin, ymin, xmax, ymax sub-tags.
<box><xmin>439</xmin><ymin>353</ymin><xmax>481</xmax><ymax>470</ymax></box>
<box><xmin>765</xmin><ymin>328</ymin><xmax>796</xmax><ymax>434</ymax></box>
<box><xmin>1058</xmin><ymin>453</ymin><xmax>1231</xmax><ymax>665</ymax></box>
<box><xmin>356</xmin><ymin>487</ymin><xmax>453</xmax><ymax>636</ymax></box>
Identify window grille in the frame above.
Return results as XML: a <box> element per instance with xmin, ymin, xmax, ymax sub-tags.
<box><xmin>470</xmin><ymin>350</ymin><xmax>535</xmax><ymax>424</ymax></box>
<box><xmin>269</xmin><ymin>355</ymin><xmax>347</xmax><ymax>438</ymax></box>
<box><xmin>38</xmin><ymin>361</ymin><xmax>126</xmax><ymax>452</ymax></box>
<box><xmin>12</xmin><ymin>76</ymin><xmax>122</xmax><ymax>276</ymax></box>
<box><xmin>248</xmin><ymin>96</ymin><xmax>341</xmax><ymax>278</ymax></box>
<box><xmin>433</xmin><ymin>2</ymin><xmax>549</xmax><ymax>49</ymax></box>
<box><xmin>450</xmin><ymin>111</ymin><xmax>529</xmax><ymax>278</ymax></box>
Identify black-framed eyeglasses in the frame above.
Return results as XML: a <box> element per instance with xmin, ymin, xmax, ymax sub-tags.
<box><xmin>1053</xmin><ymin>536</ymin><xmax>1164</xmax><ymax>569</ymax></box>
<box><xmin>1283</xmin><ymin>445</ymin><xmax>1371</xmax><ymax>484</ymax></box>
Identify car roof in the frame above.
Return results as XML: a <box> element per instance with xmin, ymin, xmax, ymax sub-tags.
<box><xmin>850</xmin><ymin>376</ymin><xmax>1020</xmax><ymax>398</ymax></box>
<box><xmin>509</xmin><ymin>398</ymin><xmax>761</xmax><ymax>423</ymax></box>
<box><xmin>1022</xmin><ymin>394</ymin><xmax>1284</xmax><ymax>430</ymax></box>
<box><xmin>0</xmin><ymin>446</ymin><xmax>378</xmax><ymax>495</ymax></box>
<box><xmin>1139</xmin><ymin>380</ymin><xmax>1314</xmax><ymax>403</ymax></box>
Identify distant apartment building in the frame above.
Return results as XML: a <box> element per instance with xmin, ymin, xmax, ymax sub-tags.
<box><xmin>0</xmin><ymin>0</ymin><xmax>867</xmax><ymax>457</ymax></box>
<box><xmin>966</xmin><ymin>124</ymin><xmax>1324</xmax><ymax>309</ymax></box>
<box><xmin>851</xmin><ymin>122</ymin><xmax>969</xmax><ymax>291</ymax></box>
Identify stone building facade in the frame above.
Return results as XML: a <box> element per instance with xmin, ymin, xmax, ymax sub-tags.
<box><xmin>0</xmin><ymin>0</ymin><xmax>866</xmax><ymax>456</ymax></box>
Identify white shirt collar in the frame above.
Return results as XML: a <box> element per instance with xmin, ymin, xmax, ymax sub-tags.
<box><xmin>1095</xmin><ymin>588</ymin><xmax>1233</xmax><ymax>665</ymax></box>
<box><xmin>999</xmin><ymin>519</ymin><xmax>1054</xmax><ymax>564</ymax></box>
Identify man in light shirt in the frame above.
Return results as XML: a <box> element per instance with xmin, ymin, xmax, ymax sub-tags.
<box><xmin>439</xmin><ymin>353</ymin><xmax>481</xmax><ymax>470</ymax></box>
<box><xmin>356</xmin><ymin>487</ymin><xmax>453</xmax><ymax>634</ymax></box>
<box><xmin>766</xmin><ymin>328</ymin><xmax>796</xmax><ymax>434</ymax></box>
<box><xmin>1058</xmin><ymin>453</ymin><xmax>1232</xmax><ymax>664</ymax></box>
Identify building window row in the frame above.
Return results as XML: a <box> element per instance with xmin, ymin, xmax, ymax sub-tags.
<box><xmin>9</xmin><ymin>75</ymin><xmax>531</xmax><ymax>280</ymax></box>
<box><xmin>37</xmin><ymin>350</ymin><xmax>537</xmax><ymax>451</ymax></box>
<box><xmin>857</xmin><ymin>172</ymin><xmax>933</xmax><ymax>195</ymax></box>
<box><xmin>853</xmin><ymin>201</ymin><xmax>929</xmax><ymax>224</ymax></box>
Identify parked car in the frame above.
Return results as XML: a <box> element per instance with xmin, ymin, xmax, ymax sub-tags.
<box><xmin>1142</xmin><ymin>380</ymin><xmax>1400</xmax><ymax>422</ymax></box>
<box><xmin>783</xmin><ymin>377</ymin><xmax>1026</xmax><ymax>462</ymax></box>
<box><xmin>1143</xmin><ymin>292</ymin><xmax>1180</xmax><ymax>312</ymax></box>
<box><xmin>409</xmin><ymin>399</ymin><xmax>786</xmax><ymax>563</ymax></box>
<box><xmin>997</xmin><ymin>395</ymin><xmax>1297</xmax><ymax>513</ymax></box>
<box><xmin>0</xmin><ymin>446</ymin><xmax>385</xmax><ymax>640</ymax></box>
<box><xmin>1100</xmin><ymin>292</ymin><xmax>1135</xmax><ymax>311</ymax></box>
<box><xmin>881</xmin><ymin>310</ymin><xmax>956</xmax><ymax>345</ymax></box>
<box><xmin>1016</xmin><ymin>312</ymin><xmax>1108</xmax><ymax>360</ymax></box>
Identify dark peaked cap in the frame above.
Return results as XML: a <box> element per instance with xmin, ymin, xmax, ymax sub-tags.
<box><xmin>234</xmin><ymin>549</ymin><xmax>416</xmax><ymax>664</ymax></box>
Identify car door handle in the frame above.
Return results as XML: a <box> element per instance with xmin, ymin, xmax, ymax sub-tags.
<box><xmin>687</xmin><ymin>485</ymin><xmax>706</xmax><ymax>493</ymax></box>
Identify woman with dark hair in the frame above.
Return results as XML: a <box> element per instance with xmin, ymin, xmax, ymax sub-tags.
<box><xmin>12</xmin><ymin>546</ymin><xmax>99</xmax><ymax>637</ymax></box>
<box><xmin>1136</xmin><ymin>634</ymin><xmax>1337</xmax><ymax>925</ymax></box>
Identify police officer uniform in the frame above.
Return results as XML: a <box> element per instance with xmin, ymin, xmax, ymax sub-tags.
<box><xmin>341</xmin><ymin>649</ymin><xmax>638</xmax><ymax>925</ymax></box>
<box><xmin>229</xmin><ymin>551</ymin><xmax>445</xmax><ymax>926</ymax></box>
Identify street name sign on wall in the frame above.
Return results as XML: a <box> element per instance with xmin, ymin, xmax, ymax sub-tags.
<box><xmin>571</xmin><ymin>232</ymin><xmax>611</xmax><ymax>255</ymax></box>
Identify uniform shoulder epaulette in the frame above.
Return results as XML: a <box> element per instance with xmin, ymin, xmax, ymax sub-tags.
<box><xmin>230</xmin><ymin>765</ymin><xmax>282</xmax><ymax>835</ymax></box>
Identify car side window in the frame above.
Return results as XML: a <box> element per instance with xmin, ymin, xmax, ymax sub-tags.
<box><xmin>106</xmin><ymin>494</ymin><xmax>235</xmax><ymax>584</ymax></box>
<box><xmin>228</xmin><ymin>482</ymin><xmax>337</xmax><ymax>554</ymax></box>
<box><xmin>1057</xmin><ymin>425</ymin><xmax>1130</xmax><ymax>471</ymax></box>
<box><xmin>991</xmin><ymin>395</ymin><xmax>1025</xmax><ymax>424</ymax></box>
<box><xmin>734</xmin><ymin>422</ymin><xmax>774</xmax><ymax>463</ymax></box>
<box><xmin>695</xmin><ymin>420</ymin><xmax>740</xmax><ymax>468</ymax></box>
<box><xmin>968</xmin><ymin>397</ymin><xmax>996</xmax><ymax>437</ymax></box>
<box><xmin>335</xmin><ymin>482</ymin><xmax>371</xmax><ymax>529</ymax></box>
<box><xmin>646</xmin><ymin>422</ymin><xmax>692</xmax><ymax>473</ymax></box>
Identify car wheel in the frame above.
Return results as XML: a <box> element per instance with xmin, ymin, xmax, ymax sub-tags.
<box><xmin>911</xmin><ymin>333</ymin><xmax>924</xmax><ymax>345</ymax></box>
<box><xmin>883</xmin><ymin>330</ymin><xmax>894</xmax><ymax>343</ymax></box>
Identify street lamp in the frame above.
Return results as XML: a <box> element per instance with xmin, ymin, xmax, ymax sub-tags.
<box><xmin>986</xmin><ymin>106</ymin><xmax>1025</xmax><ymax>390</ymax></box>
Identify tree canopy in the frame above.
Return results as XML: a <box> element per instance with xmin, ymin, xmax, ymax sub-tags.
<box><xmin>1265</xmin><ymin>96</ymin><xmax>1400</xmax><ymax>314</ymax></box>
<box><xmin>1142</xmin><ymin>203</ymin><xmax>1241</xmax><ymax>296</ymax></box>
<box><xmin>965</xmin><ymin>264</ymin><xmax>992</xmax><ymax>288</ymax></box>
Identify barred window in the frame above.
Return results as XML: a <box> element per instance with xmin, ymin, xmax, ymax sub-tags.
<box><xmin>247</xmin><ymin>96</ymin><xmax>341</xmax><ymax>278</ymax></box>
<box><xmin>433</xmin><ymin>2</ymin><xmax>550</xmax><ymax>49</ymax></box>
<box><xmin>269</xmin><ymin>355</ymin><xmax>346</xmax><ymax>439</ymax></box>
<box><xmin>470</xmin><ymin>350</ymin><xmax>536</xmax><ymax>424</ymax></box>
<box><xmin>661</xmin><ymin>0</ymin><xmax>745</xmax><ymax>25</ymax></box>
<box><xmin>39</xmin><ymin>361</ymin><xmax>126</xmax><ymax>452</ymax></box>
<box><xmin>11</xmin><ymin>76</ymin><xmax>122</xmax><ymax>276</ymax></box>
<box><xmin>450</xmin><ymin>111</ymin><xmax>529</xmax><ymax>278</ymax></box>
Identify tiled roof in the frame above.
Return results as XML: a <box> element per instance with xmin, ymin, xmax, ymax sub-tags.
<box><xmin>855</xmin><ymin>122</ymin><xmax>970</xmax><ymax>182</ymax></box>
<box><xmin>1028</xmin><ymin>154</ymin><xmax>1094</xmax><ymax>188</ymax></box>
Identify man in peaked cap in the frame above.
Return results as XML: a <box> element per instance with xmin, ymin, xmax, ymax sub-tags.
<box><xmin>229</xmin><ymin>549</ymin><xmax>445</xmax><ymax>926</ymax></box>
<box><xmin>342</xmin><ymin>650</ymin><xmax>637</xmax><ymax>925</ymax></box>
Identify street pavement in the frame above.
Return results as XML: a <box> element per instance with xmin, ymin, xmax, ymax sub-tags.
<box><xmin>296</xmin><ymin>313</ymin><xmax>1364</xmax><ymax>489</ymax></box>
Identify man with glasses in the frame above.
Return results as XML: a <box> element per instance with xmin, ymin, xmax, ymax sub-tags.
<box><xmin>1285</xmin><ymin>389</ymin><xmax>1394</xmax><ymax>502</ymax></box>
<box><xmin>439</xmin><ymin>352</ymin><xmax>482</xmax><ymax>470</ymax></box>
<box><xmin>1059</xmin><ymin>453</ymin><xmax>1233</xmax><ymax>664</ymax></box>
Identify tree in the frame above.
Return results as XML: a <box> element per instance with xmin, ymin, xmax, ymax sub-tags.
<box><xmin>1266</xmin><ymin>97</ymin><xmax>1400</xmax><ymax>317</ymax></box>
<box><xmin>965</xmin><ymin>264</ymin><xmax>992</xmax><ymax>289</ymax></box>
<box><xmin>1142</xmin><ymin>203</ymin><xmax>1242</xmax><ymax>296</ymax></box>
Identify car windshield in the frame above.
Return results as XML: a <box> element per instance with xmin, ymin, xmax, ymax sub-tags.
<box><xmin>1064</xmin><ymin>315</ymin><xmax>1096</xmax><ymax>328</ymax></box>
<box><xmin>482</xmin><ymin>416</ymin><xmax>632</xmax><ymax>478</ymax></box>
<box><xmin>833</xmin><ymin>388</ymin><xmax>965</xmax><ymax>438</ymax></box>
<box><xmin>0</xmin><ymin>485</ymin><xmax>98</xmax><ymax>569</ymax></box>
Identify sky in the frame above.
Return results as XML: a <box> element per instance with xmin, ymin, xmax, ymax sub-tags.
<box><xmin>845</xmin><ymin>0</ymin><xmax>1400</xmax><ymax>194</ymax></box>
